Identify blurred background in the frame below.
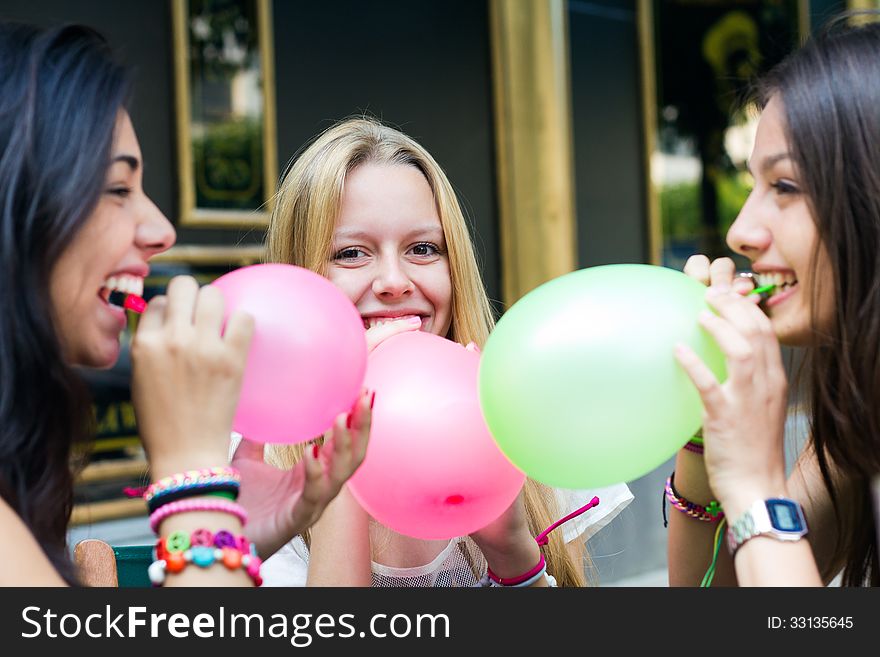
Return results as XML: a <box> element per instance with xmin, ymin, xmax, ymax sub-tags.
<box><xmin>2</xmin><ymin>0</ymin><xmax>869</xmax><ymax>585</ymax></box>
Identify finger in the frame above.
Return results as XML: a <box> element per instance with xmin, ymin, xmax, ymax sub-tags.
<box><xmin>347</xmin><ymin>389</ymin><xmax>373</xmax><ymax>464</ymax></box>
<box><xmin>732</xmin><ymin>274</ymin><xmax>756</xmax><ymax>296</ymax></box>
<box><xmin>325</xmin><ymin>415</ymin><xmax>355</xmax><ymax>484</ymax></box>
<box><xmin>223</xmin><ymin>309</ymin><xmax>255</xmax><ymax>355</ymax></box>
<box><xmin>674</xmin><ymin>342</ymin><xmax>726</xmax><ymax>415</ymax></box>
<box><xmin>194</xmin><ymin>284</ymin><xmax>226</xmax><ymax>336</ymax></box>
<box><xmin>365</xmin><ymin>316</ymin><xmax>422</xmax><ymax>352</ymax></box>
<box><xmin>136</xmin><ymin>294</ymin><xmax>167</xmax><ymax>333</ymax></box>
<box><xmin>697</xmin><ymin>310</ymin><xmax>756</xmax><ymax>386</ymax></box>
<box><xmin>683</xmin><ymin>255</ymin><xmax>711</xmax><ymax>285</ymax></box>
<box><xmin>301</xmin><ymin>446</ymin><xmax>328</xmax><ymax>506</ymax></box>
<box><xmin>705</xmin><ymin>287</ymin><xmax>766</xmax><ymax>337</ymax></box>
<box><xmin>164</xmin><ymin>276</ymin><xmax>200</xmax><ymax>328</ymax></box>
<box><xmin>708</xmin><ymin>257</ymin><xmax>736</xmax><ymax>290</ymax></box>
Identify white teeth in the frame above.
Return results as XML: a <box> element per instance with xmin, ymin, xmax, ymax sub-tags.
<box><xmin>102</xmin><ymin>274</ymin><xmax>144</xmax><ymax>297</ymax></box>
<box><xmin>755</xmin><ymin>272</ymin><xmax>798</xmax><ymax>290</ymax></box>
<box><xmin>363</xmin><ymin>315</ymin><xmax>419</xmax><ymax>329</ymax></box>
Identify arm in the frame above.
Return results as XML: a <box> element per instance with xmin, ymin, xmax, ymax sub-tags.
<box><xmin>668</xmin><ymin>256</ymin><xmax>746</xmax><ymax>587</ymax></box>
<box><xmin>0</xmin><ymin>497</ymin><xmax>66</xmax><ymax>586</ymax></box>
<box><xmin>674</xmin><ymin>262</ymin><xmax>822</xmax><ymax>586</ymax></box>
<box><xmin>132</xmin><ymin>277</ymin><xmax>255</xmax><ymax>586</ymax></box>
<box><xmin>304</xmin><ymin>319</ymin><xmax>420</xmax><ymax>586</ymax></box>
<box><xmin>471</xmin><ymin>490</ymin><xmax>549</xmax><ymax>587</ymax></box>
<box><xmin>306</xmin><ymin>485</ymin><xmax>373</xmax><ymax>586</ymax></box>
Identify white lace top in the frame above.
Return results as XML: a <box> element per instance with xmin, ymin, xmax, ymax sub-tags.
<box><xmin>259</xmin><ymin>483</ymin><xmax>634</xmax><ymax>587</ymax></box>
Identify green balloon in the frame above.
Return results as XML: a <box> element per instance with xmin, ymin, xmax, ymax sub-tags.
<box><xmin>479</xmin><ymin>264</ymin><xmax>727</xmax><ymax>488</ymax></box>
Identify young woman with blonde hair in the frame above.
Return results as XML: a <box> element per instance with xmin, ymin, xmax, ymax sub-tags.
<box><xmin>255</xmin><ymin>117</ymin><xmax>633</xmax><ymax>587</ymax></box>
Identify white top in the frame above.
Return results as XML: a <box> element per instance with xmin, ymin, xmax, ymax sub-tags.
<box><xmin>259</xmin><ymin>483</ymin><xmax>634</xmax><ymax>587</ymax></box>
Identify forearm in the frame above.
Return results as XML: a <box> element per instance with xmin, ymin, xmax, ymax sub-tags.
<box><xmin>479</xmin><ymin>533</ymin><xmax>549</xmax><ymax>588</ymax></box>
<box><xmin>667</xmin><ymin>449</ymin><xmax>736</xmax><ymax>586</ymax></box>
<box><xmin>731</xmin><ymin>537</ymin><xmax>821</xmax><ymax>586</ymax></box>
<box><xmin>306</xmin><ymin>486</ymin><xmax>372</xmax><ymax>586</ymax></box>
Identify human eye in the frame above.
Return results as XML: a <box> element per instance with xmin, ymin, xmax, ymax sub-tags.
<box><xmin>332</xmin><ymin>246</ymin><xmax>367</xmax><ymax>262</ymax></box>
<box><xmin>105</xmin><ymin>186</ymin><xmax>132</xmax><ymax>199</ymax></box>
<box><xmin>408</xmin><ymin>241</ymin><xmax>443</xmax><ymax>258</ymax></box>
<box><xmin>770</xmin><ymin>179</ymin><xmax>800</xmax><ymax>195</ymax></box>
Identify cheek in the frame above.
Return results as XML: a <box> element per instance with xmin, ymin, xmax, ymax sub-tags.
<box><xmin>425</xmin><ymin>265</ymin><xmax>453</xmax><ymax>316</ymax></box>
<box><xmin>326</xmin><ymin>268</ymin><xmax>371</xmax><ymax>305</ymax></box>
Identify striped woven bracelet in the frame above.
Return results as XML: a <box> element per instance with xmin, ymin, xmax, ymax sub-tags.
<box><xmin>663</xmin><ymin>472</ymin><xmax>723</xmax><ymax>525</ymax></box>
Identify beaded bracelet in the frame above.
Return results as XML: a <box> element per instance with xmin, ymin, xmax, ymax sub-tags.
<box><xmin>149</xmin><ymin>498</ymin><xmax>248</xmax><ymax>534</ymax></box>
<box><xmin>663</xmin><ymin>472</ymin><xmax>724</xmax><ymax>526</ymax></box>
<box><xmin>149</xmin><ymin>529</ymin><xmax>262</xmax><ymax>586</ymax></box>
<box><xmin>155</xmin><ymin>528</ymin><xmax>255</xmax><ymax>560</ymax></box>
<box><xmin>144</xmin><ymin>466</ymin><xmax>240</xmax><ymax>503</ymax></box>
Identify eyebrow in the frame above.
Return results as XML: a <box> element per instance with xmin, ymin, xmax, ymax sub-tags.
<box><xmin>111</xmin><ymin>154</ymin><xmax>140</xmax><ymax>171</ymax></box>
<box><xmin>334</xmin><ymin>224</ymin><xmax>444</xmax><ymax>241</ymax></box>
<box><xmin>746</xmin><ymin>152</ymin><xmax>791</xmax><ymax>176</ymax></box>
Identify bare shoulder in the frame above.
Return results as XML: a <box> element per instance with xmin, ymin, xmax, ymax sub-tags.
<box><xmin>0</xmin><ymin>496</ymin><xmax>66</xmax><ymax>586</ymax></box>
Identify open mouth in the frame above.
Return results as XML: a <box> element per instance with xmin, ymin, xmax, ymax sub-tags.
<box><xmin>99</xmin><ymin>274</ymin><xmax>144</xmax><ymax>307</ymax></box>
<box><xmin>754</xmin><ymin>272</ymin><xmax>798</xmax><ymax>299</ymax></box>
<box><xmin>362</xmin><ymin>315</ymin><xmax>424</xmax><ymax>329</ymax></box>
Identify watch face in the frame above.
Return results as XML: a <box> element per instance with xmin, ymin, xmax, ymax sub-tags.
<box><xmin>767</xmin><ymin>499</ymin><xmax>805</xmax><ymax>532</ymax></box>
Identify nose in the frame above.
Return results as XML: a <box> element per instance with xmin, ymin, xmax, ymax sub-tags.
<box><xmin>136</xmin><ymin>194</ymin><xmax>176</xmax><ymax>256</ymax></box>
<box><xmin>726</xmin><ymin>190</ymin><xmax>772</xmax><ymax>258</ymax></box>
<box><xmin>371</xmin><ymin>256</ymin><xmax>414</xmax><ymax>299</ymax></box>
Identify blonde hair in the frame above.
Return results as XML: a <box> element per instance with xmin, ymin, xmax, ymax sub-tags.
<box><xmin>265</xmin><ymin>117</ymin><xmax>588</xmax><ymax>586</ymax></box>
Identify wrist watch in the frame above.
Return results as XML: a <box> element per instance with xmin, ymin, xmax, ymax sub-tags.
<box><xmin>726</xmin><ymin>498</ymin><xmax>808</xmax><ymax>556</ymax></box>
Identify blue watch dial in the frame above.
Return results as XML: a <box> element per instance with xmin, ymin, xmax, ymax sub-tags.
<box><xmin>767</xmin><ymin>498</ymin><xmax>804</xmax><ymax>531</ymax></box>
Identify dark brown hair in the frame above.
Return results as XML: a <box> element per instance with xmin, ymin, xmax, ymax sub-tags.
<box><xmin>0</xmin><ymin>23</ymin><xmax>129</xmax><ymax>583</ymax></box>
<box><xmin>758</xmin><ymin>14</ymin><xmax>880</xmax><ymax>586</ymax></box>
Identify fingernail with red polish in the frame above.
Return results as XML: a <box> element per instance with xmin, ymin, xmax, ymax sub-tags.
<box><xmin>346</xmin><ymin>412</ymin><xmax>353</xmax><ymax>429</ymax></box>
<box><xmin>370</xmin><ymin>391</ymin><xmax>376</xmax><ymax>409</ymax></box>
<box><xmin>313</xmin><ymin>444</ymin><xmax>319</xmax><ymax>458</ymax></box>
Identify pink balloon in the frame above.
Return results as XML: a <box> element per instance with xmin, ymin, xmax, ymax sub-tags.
<box><xmin>348</xmin><ymin>331</ymin><xmax>525</xmax><ymax>539</ymax></box>
<box><xmin>212</xmin><ymin>264</ymin><xmax>367</xmax><ymax>444</ymax></box>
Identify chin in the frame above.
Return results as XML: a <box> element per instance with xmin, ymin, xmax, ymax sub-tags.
<box><xmin>77</xmin><ymin>340</ymin><xmax>122</xmax><ymax>370</ymax></box>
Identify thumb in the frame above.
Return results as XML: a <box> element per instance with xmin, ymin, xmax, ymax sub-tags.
<box><xmin>365</xmin><ymin>316</ymin><xmax>422</xmax><ymax>352</ymax></box>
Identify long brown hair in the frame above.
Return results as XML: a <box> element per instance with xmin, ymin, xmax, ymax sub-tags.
<box><xmin>0</xmin><ymin>24</ymin><xmax>128</xmax><ymax>584</ymax></box>
<box><xmin>265</xmin><ymin>117</ymin><xmax>588</xmax><ymax>585</ymax></box>
<box><xmin>758</xmin><ymin>14</ymin><xmax>880</xmax><ymax>586</ymax></box>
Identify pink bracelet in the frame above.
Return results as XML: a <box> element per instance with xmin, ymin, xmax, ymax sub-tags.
<box><xmin>682</xmin><ymin>441</ymin><xmax>704</xmax><ymax>455</ymax></box>
<box><xmin>486</xmin><ymin>553</ymin><xmax>547</xmax><ymax>586</ymax></box>
<box><xmin>149</xmin><ymin>498</ymin><xmax>248</xmax><ymax>534</ymax></box>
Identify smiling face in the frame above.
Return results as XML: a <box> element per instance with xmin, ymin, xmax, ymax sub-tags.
<box><xmin>49</xmin><ymin>111</ymin><xmax>175</xmax><ymax>368</ymax></box>
<box><xmin>327</xmin><ymin>163</ymin><xmax>453</xmax><ymax>337</ymax></box>
<box><xmin>726</xmin><ymin>96</ymin><xmax>834</xmax><ymax>346</ymax></box>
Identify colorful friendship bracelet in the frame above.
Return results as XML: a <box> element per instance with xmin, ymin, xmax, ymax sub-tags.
<box><xmin>149</xmin><ymin>529</ymin><xmax>262</xmax><ymax>587</ymax></box>
<box><xmin>144</xmin><ymin>466</ymin><xmax>241</xmax><ymax>502</ymax></box>
<box><xmin>663</xmin><ymin>472</ymin><xmax>724</xmax><ymax>524</ymax></box>
<box><xmin>146</xmin><ymin>479</ymin><xmax>241</xmax><ymax>513</ymax></box>
<box><xmin>149</xmin><ymin>498</ymin><xmax>248</xmax><ymax>534</ymax></box>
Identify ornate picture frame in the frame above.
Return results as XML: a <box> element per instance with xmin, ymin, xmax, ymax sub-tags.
<box><xmin>172</xmin><ymin>0</ymin><xmax>278</xmax><ymax>228</ymax></box>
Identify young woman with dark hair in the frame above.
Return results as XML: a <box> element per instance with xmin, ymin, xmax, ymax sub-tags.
<box><xmin>0</xmin><ymin>22</ymin><xmax>368</xmax><ymax>586</ymax></box>
<box><xmin>670</xmin><ymin>15</ymin><xmax>880</xmax><ymax>586</ymax></box>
